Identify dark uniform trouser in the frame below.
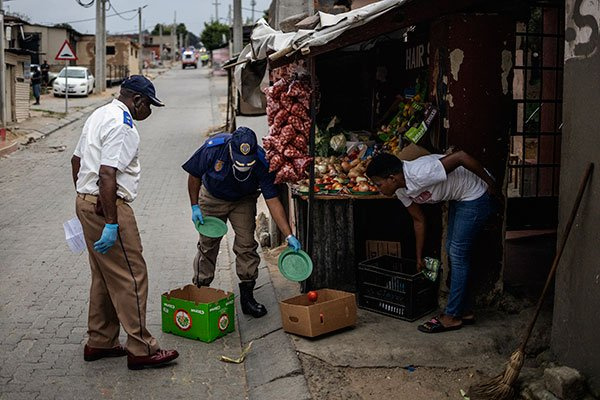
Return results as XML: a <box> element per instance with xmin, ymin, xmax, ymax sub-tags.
<box><xmin>76</xmin><ymin>196</ymin><xmax>159</xmax><ymax>357</ymax></box>
<box><xmin>193</xmin><ymin>186</ymin><xmax>260</xmax><ymax>286</ymax></box>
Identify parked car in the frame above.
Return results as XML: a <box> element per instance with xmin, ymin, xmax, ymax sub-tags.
<box><xmin>181</xmin><ymin>51</ymin><xmax>197</xmax><ymax>69</ymax></box>
<box><xmin>53</xmin><ymin>66</ymin><xmax>95</xmax><ymax>97</ymax></box>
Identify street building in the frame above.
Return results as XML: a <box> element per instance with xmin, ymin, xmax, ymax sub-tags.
<box><xmin>77</xmin><ymin>34</ymin><xmax>140</xmax><ymax>86</ymax></box>
<box><xmin>2</xmin><ymin>15</ymin><xmax>36</xmax><ymax>123</ymax></box>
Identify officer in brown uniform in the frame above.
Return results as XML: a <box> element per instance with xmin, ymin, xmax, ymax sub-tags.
<box><xmin>182</xmin><ymin>127</ymin><xmax>301</xmax><ymax>318</ymax></box>
<box><xmin>71</xmin><ymin>76</ymin><xmax>178</xmax><ymax>370</ymax></box>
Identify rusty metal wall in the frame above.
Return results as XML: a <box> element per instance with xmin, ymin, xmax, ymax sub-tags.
<box><xmin>429</xmin><ymin>14</ymin><xmax>515</xmax><ymax>304</ymax></box>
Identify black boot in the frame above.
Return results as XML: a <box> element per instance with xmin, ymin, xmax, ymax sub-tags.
<box><xmin>239</xmin><ymin>281</ymin><xmax>267</xmax><ymax>318</ymax></box>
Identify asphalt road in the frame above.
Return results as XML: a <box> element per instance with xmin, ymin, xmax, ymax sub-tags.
<box><xmin>0</xmin><ymin>67</ymin><xmax>249</xmax><ymax>399</ymax></box>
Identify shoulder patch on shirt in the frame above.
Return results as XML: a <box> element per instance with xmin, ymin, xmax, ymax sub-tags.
<box><xmin>123</xmin><ymin>111</ymin><xmax>133</xmax><ymax>128</ymax></box>
<box><xmin>257</xmin><ymin>147</ymin><xmax>269</xmax><ymax>167</ymax></box>
<box><xmin>205</xmin><ymin>136</ymin><xmax>227</xmax><ymax>148</ymax></box>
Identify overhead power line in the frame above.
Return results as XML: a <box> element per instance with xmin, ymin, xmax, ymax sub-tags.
<box><xmin>57</xmin><ymin>7</ymin><xmax>138</xmax><ymax>25</ymax></box>
<box><xmin>75</xmin><ymin>0</ymin><xmax>95</xmax><ymax>8</ymax></box>
<box><xmin>107</xmin><ymin>0</ymin><xmax>139</xmax><ymax>21</ymax></box>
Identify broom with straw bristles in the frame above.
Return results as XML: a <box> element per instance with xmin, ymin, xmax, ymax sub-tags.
<box><xmin>468</xmin><ymin>163</ymin><xmax>594</xmax><ymax>400</ymax></box>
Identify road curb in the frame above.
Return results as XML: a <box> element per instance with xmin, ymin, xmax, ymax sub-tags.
<box><xmin>18</xmin><ymin>68</ymin><xmax>172</xmax><ymax>145</ymax></box>
<box><xmin>0</xmin><ymin>140</ymin><xmax>19</xmax><ymax>157</ymax></box>
<box><xmin>226</xmin><ymin>230</ymin><xmax>312</xmax><ymax>400</ymax></box>
<box><xmin>19</xmin><ymin>99</ymin><xmax>114</xmax><ymax>145</ymax></box>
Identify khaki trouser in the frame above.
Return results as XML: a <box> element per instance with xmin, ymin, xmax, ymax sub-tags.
<box><xmin>193</xmin><ymin>186</ymin><xmax>260</xmax><ymax>286</ymax></box>
<box><xmin>76</xmin><ymin>195</ymin><xmax>159</xmax><ymax>357</ymax></box>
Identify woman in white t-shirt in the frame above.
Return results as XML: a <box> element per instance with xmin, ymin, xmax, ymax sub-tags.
<box><xmin>366</xmin><ymin>151</ymin><xmax>499</xmax><ymax>333</ymax></box>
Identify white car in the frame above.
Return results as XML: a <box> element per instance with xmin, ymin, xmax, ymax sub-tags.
<box><xmin>53</xmin><ymin>66</ymin><xmax>95</xmax><ymax>97</ymax></box>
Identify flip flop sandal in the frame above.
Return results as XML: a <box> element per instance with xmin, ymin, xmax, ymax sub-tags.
<box><xmin>418</xmin><ymin>317</ymin><xmax>463</xmax><ymax>334</ymax></box>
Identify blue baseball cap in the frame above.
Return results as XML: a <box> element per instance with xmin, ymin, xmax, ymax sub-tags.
<box><xmin>121</xmin><ymin>75</ymin><xmax>164</xmax><ymax>107</ymax></box>
<box><xmin>230</xmin><ymin>127</ymin><xmax>258</xmax><ymax>167</ymax></box>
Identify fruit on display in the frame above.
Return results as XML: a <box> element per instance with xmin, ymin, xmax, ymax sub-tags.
<box><xmin>378</xmin><ymin>94</ymin><xmax>437</xmax><ymax>155</ymax></box>
<box><xmin>264</xmin><ymin>77</ymin><xmax>313</xmax><ymax>184</ymax></box>
<box><xmin>294</xmin><ymin>155</ymin><xmax>379</xmax><ymax>195</ymax></box>
<box><xmin>307</xmin><ymin>291</ymin><xmax>318</xmax><ymax>302</ymax></box>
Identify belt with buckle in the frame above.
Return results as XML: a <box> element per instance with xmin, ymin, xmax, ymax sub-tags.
<box><xmin>77</xmin><ymin>193</ymin><xmax>126</xmax><ymax>205</ymax></box>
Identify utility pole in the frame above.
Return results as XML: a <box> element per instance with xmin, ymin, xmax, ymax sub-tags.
<box><xmin>138</xmin><ymin>7</ymin><xmax>143</xmax><ymax>74</ymax></box>
<box><xmin>159</xmin><ymin>24</ymin><xmax>163</xmax><ymax>64</ymax></box>
<box><xmin>101</xmin><ymin>1</ymin><xmax>106</xmax><ymax>90</ymax></box>
<box><xmin>94</xmin><ymin>0</ymin><xmax>104</xmax><ymax>94</ymax></box>
<box><xmin>251</xmin><ymin>0</ymin><xmax>256</xmax><ymax>22</ymax></box>
<box><xmin>0</xmin><ymin>0</ymin><xmax>6</xmax><ymax>128</ymax></box>
<box><xmin>233</xmin><ymin>0</ymin><xmax>242</xmax><ymax>54</ymax></box>
<box><xmin>170</xmin><ymin>12</ymin><xmax>176</xmax><ymax>62</ymax></box>
<box><xmin>213</xmin><ymin>0</ymin><xmax>220</xmax><ymax>22</ymax></box>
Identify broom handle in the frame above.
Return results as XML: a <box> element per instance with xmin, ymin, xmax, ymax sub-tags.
<box><xmin>518</xmin><ymin>163</ymin><xmax>594</xmax><ymax>353</ymax></box>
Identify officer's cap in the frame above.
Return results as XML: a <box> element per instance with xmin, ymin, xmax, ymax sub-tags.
<box><xmin>230</xmin><ymin>127</ymin><xmax>258</xmax><ymax>167</ymax></box>
<box><xmin>121</xmin><ymin>75</ymin><xmax>164</xmax><ymax>107</ymax></box>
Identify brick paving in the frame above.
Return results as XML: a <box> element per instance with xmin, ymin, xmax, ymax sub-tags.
<box><xmin>0</xmin><ymin>68</ymin><xmax>249</xmax><ymax>399</ymax></box>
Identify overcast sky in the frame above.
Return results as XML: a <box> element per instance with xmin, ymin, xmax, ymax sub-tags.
<box><xmin>4</xmin><ymin>0</ymin><xmax>272</xmax><ymax>36</ymax></box>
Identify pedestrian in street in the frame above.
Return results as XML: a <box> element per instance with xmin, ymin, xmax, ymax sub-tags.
<box><xmin>71</xmin><ymin>75</ymin><xmax>179</xmax><ymax>370</ymax></box>
<box><xmin>40</xmin><ymin>60</ymin><xmax>50</xmax><ymax>89</ymax></box>
<box><xmin>31</xmin><ymin>65</ymin><xmax>42</xmax><ymax>105</ymax></box>
<box><xmin>366</xmin><ymin>151</ymin><xmax>499</xmax><ymax>333</ymax></box>
<box><xmin>182</xmin><ymin>127</ymin><xmax>302</xmax><ymax>318</ymax></box>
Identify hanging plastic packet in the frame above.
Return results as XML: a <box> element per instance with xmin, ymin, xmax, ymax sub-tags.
<box><xmin>422</xmin><ymin>257</ymin><xmax>440</xmax><ymax>282</ymax></box>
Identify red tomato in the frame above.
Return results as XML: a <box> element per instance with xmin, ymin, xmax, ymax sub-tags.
<box><xmin>307</xmin><ymin>291</ymin><xmax>318</xmax><ymax>302</ymax></box>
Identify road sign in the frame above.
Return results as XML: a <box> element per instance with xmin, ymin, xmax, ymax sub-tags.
<box><xmin>55</xmin><ymin>40</ymin><xmax>78</xmax><ymax>61</ymax></box>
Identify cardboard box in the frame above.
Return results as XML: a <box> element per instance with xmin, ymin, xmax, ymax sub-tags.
<box><xmin>279</xmin><ymin>289</ymin><xmax>357</xmax><ymax>337</ymax></box>
<box><xmin>161</xmin><ymin>284</ymin><xmax>235</xmax><ymax>343</ymax></box>
<box><xmin>366</xmin><ymin>240</ymin><xmax>402</xmax><ymax>259</ymax></box>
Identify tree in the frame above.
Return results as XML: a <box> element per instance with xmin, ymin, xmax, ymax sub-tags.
<box><xmin>187</xmin><ymin>31</ymin><xmax>201</xmax><ymax>48</ymax></box>
<box><xmin>152</xmin><ymin>23</ymin><xmax>171</xmax><ymax>35</ymax></box>
<box><xmin>200</xmin><ymin>21</ymin><xmax>230</xmax><ymax>51</ymax></box>
<box><xmin>53</xmin><ymin>23</ymin><xmax>74</xmax><ymax>30</ymax></box>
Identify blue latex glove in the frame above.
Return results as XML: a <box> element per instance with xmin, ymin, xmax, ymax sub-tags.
<box><xmin>94</xmin><ymin>223</ymin><xmax>119</xmax><ymax>254</ymax></box>
<box><xmin>191</xmin><ymin>204</ymin><xmax>204</xmax><ymax>225</ymax></box>
<box><xmin>286</xmin><ymin>234</ymin><xmax>301</xmax><ymax>252</ymax></box>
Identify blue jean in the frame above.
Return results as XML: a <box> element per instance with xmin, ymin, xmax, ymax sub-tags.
<box><xmin>32</xmin><ymin>84</ymin><xmax>41</xmax><ymax>100</ymax></box>
<box><xmin>444</xmin><ymin>193</ymin><xmax>495</xmax><ymax>317</ymax></box>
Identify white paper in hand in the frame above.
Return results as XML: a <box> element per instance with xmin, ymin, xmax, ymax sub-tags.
<box><xmin>63</xmin><ymin>217</ymin><xmax>86</xmax><ymax>253</ymax></box>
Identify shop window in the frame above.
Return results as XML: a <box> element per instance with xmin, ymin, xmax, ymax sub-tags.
<box><xmin>106</xmin><ymin>46</ymin><xmax>116</xmax><ymax>55</ymax></box>
<box><xmin>509</xmin><ymin>4</ymin><xmax>564</xmax><ymax>199</ymax></box>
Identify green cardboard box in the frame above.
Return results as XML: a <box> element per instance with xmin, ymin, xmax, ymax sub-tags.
<box><xmin>161</xmin><ymin>284</ymin><xmax>235</xmax><ymax>342</ymax></box>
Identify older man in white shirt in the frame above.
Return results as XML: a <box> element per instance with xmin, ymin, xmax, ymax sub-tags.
<box><xmin>71</xmin><ymin>75</ymin><xmax>178</xmax><ymax>370</ymax></box>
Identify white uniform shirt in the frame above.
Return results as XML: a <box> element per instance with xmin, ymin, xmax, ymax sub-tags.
<box><xmin>73</xmin><ymin>99</ymin><xmax>141</xmax><ymax>202</ymax></box>
<box><xmin>395</xmin><ymin>154</ymin><xmax>488</xmax><ymax>207</ymax></box>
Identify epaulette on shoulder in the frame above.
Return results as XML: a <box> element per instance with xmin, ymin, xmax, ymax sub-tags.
<box><xmin>123</xmin><ymin>111</ymin><xmax>133</xmax><ymax>128</ymax></box>
<box><xmin>205</xmin><ymin>136</ymin><xmax>227</xmax><ymax>148</ymax></box>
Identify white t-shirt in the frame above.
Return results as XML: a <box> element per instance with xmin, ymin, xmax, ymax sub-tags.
<box><xmin>74</xmin><ymin>99</ymin><xmax>141</xmax><ymax>202</ymax></box>
<box><xmin>395</xmin><ymin>154</ymin><xmax>488</xmax><ymax>207</ymax></box>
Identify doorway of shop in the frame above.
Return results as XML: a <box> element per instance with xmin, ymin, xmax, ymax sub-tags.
<box><xmin>505</xmin><ymin>2</ymin><xmax>564</xmax><ymax>300</ymax></box>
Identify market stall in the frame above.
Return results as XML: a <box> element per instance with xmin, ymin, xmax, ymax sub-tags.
<box><xmin>253</xmin><ymin>23</ymin><xmax>446</xmax><ymax>297</ymax></box>
<box><xmin>236</xmin><ymin>0</ymin><xmax>514</xmax><ymax>311</ymax></box>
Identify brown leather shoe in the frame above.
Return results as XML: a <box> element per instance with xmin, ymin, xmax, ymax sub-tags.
<box><xmin>127</xmin><ymin>349</ymin><xmax>179</xmax><ymax>370</ymax></box>
<box><xmin>84</xmin><ymin>344</ymin><xmax>128</xmax><ymax>362</ymax></box>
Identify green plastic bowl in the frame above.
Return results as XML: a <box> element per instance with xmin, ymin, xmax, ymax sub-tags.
<box><xmin>195</xmin><ymin>216</ymin><xmax>228</xmax><ymax>238</ymax></box>
<box><xmin>278</xmin><ymin>248</ymin><xmax>313</xmax><ymax>282</ymax></box>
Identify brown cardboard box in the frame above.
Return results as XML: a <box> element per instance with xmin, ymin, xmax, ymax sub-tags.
<box><xmin>279</xmin><ymin>289</ymin><xmax>357</xmax><ymax>337</ymax></box>
<box><xmin>366</xmin><ymin>240</ymin><xmax>402</xmax><ymax>259</ymax></box>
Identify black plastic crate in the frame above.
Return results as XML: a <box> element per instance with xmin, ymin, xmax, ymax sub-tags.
<box><xmin>358</xmin><ymin>255</ymin><xmax>438</xmax><ymax>321</ymax></box>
